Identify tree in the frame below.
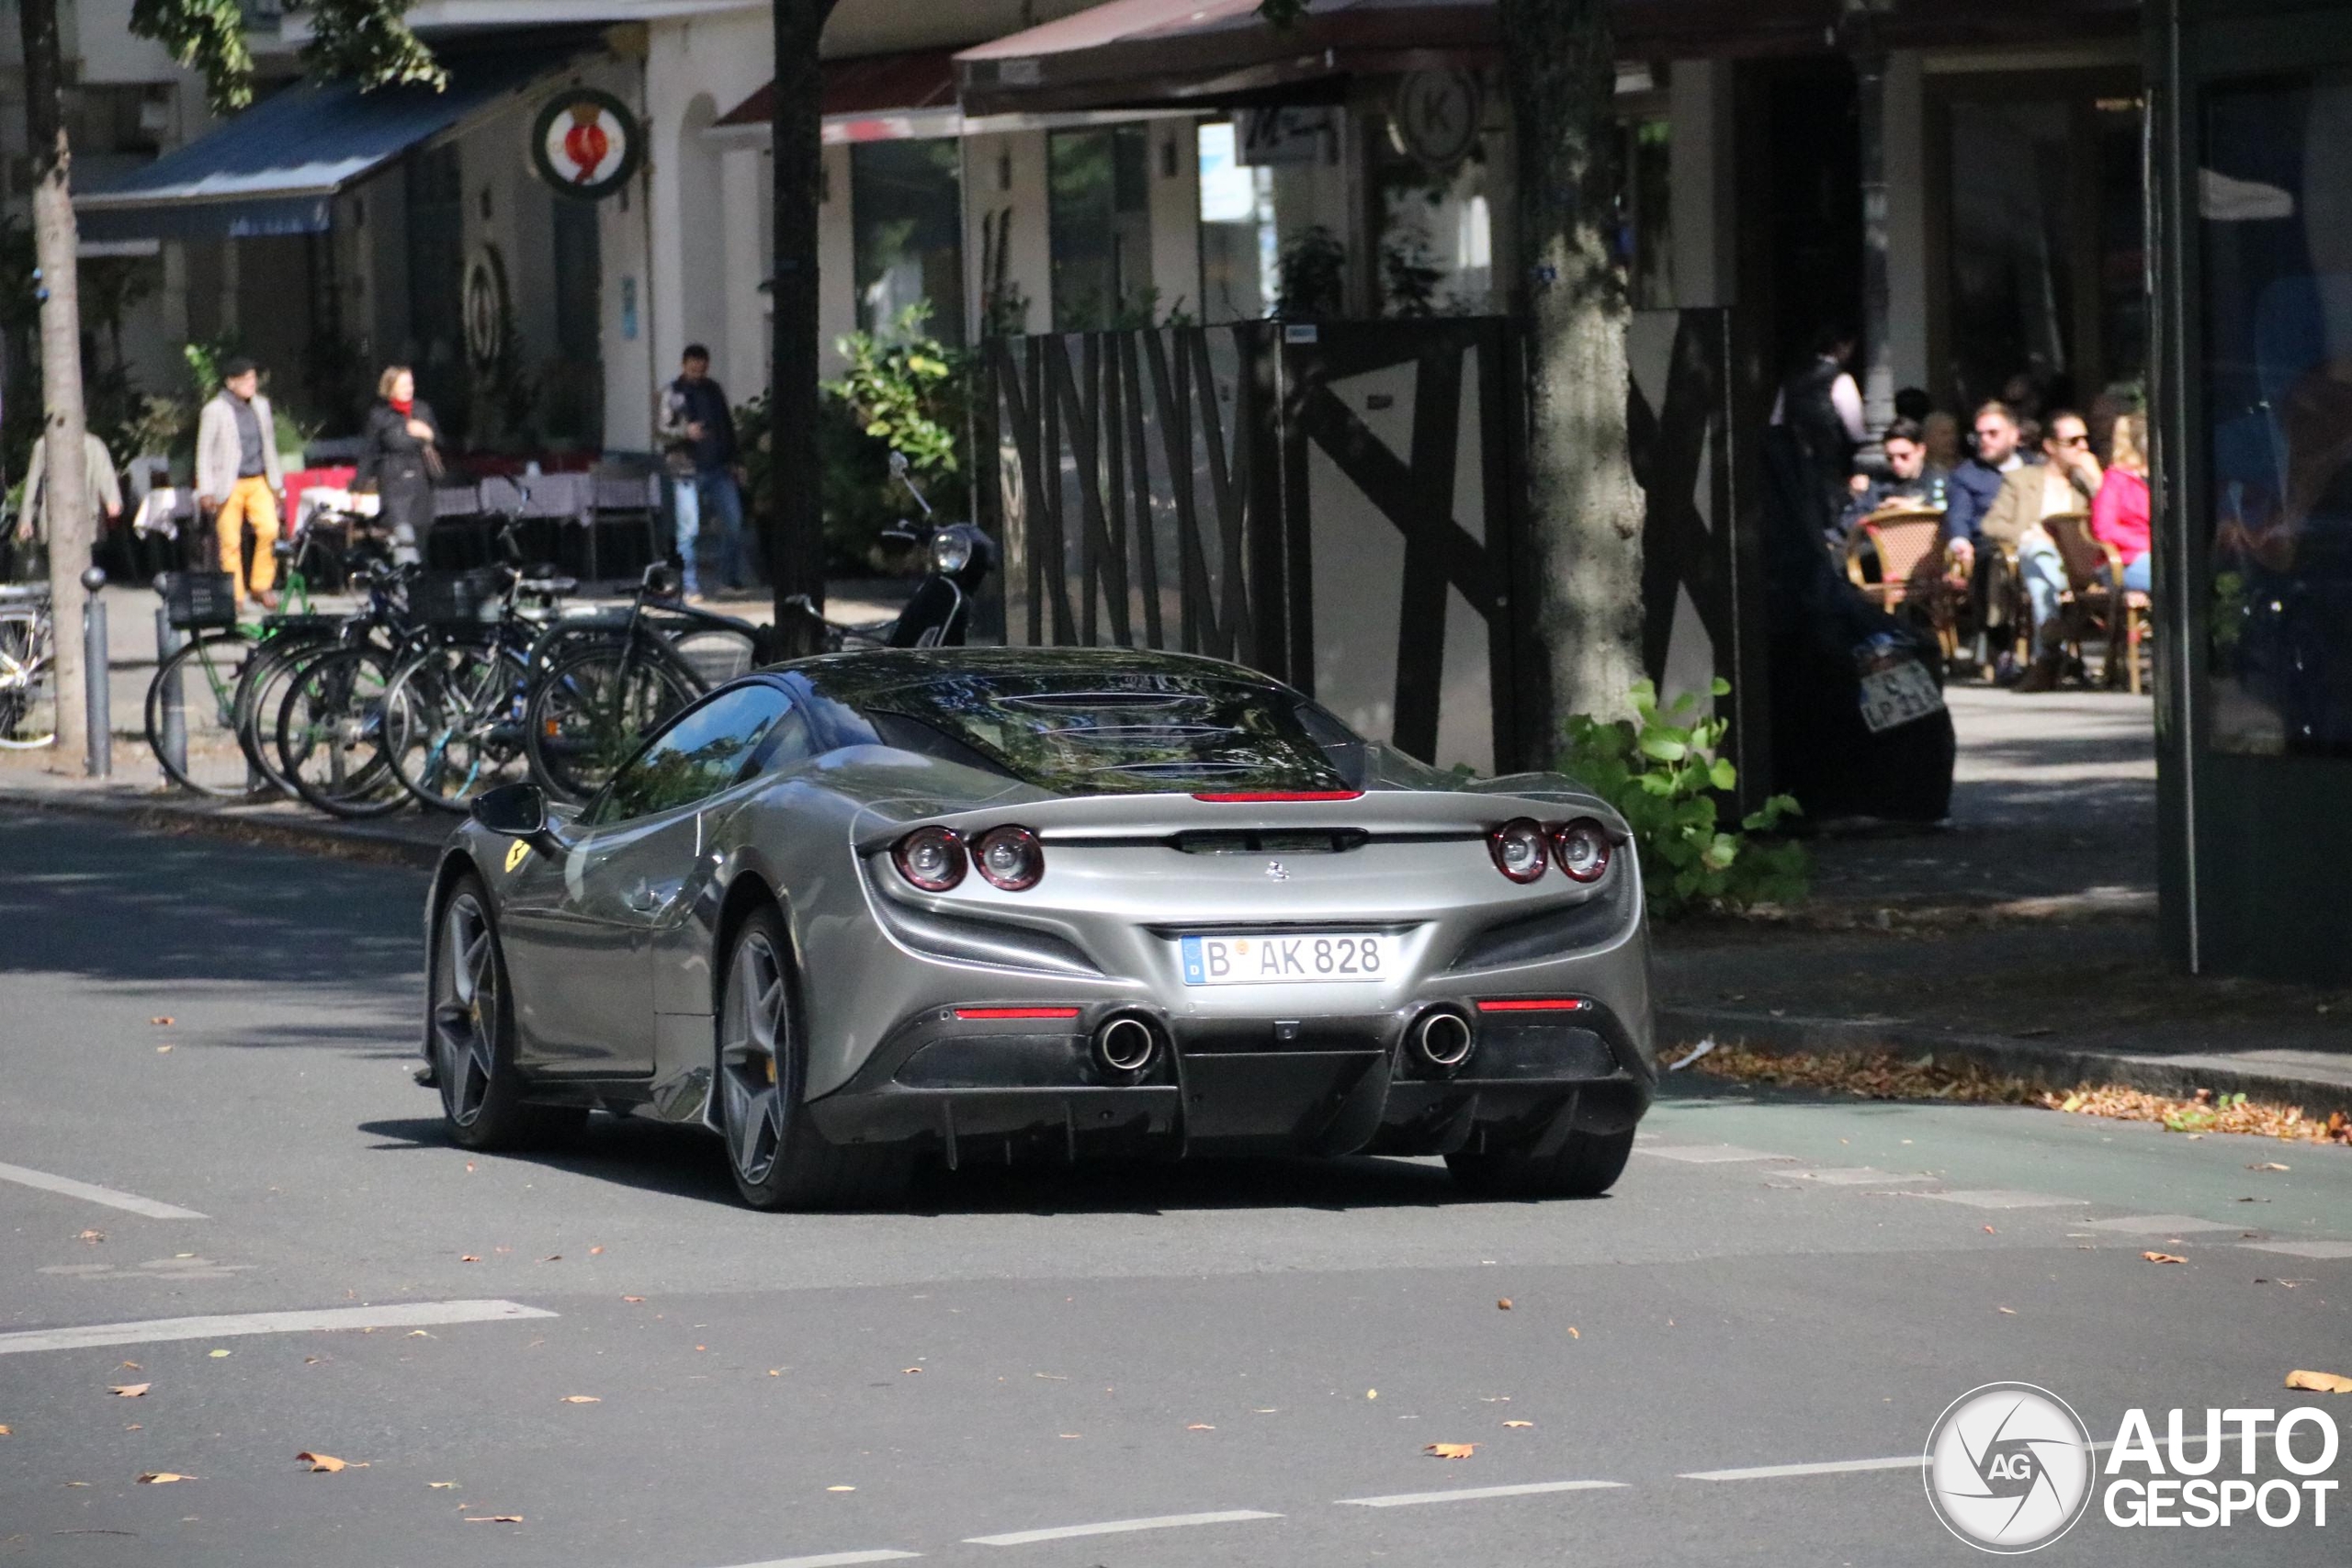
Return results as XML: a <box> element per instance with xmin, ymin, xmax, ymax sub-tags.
<box><xmin>766</xmin><ymin>0</ymin><xmax>839</xmax><ymax>655</ymax></box>
<box><xmin>1259</xmin><ymin>0</ymin><xmax>1645</xmax><ymax>733</ymax></box>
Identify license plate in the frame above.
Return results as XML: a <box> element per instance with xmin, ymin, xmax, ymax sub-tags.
<box><xmin>1180</xmin><ymin>932</ymin><xmax>1392</xmax><ymax>986</ymax></box>
<box><xmin>1858</xmin><ymin>660</ymin><xmax>1945</xmax><ymax>734</ymax></box>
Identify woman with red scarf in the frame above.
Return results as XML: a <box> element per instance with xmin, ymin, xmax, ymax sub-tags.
<box><xmin>356</xmin><ymin>366</ymin><xmax>443</xmax><ymax>566</ymax></box>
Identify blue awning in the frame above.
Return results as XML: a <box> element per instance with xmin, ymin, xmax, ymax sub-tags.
<box><xmin>76</xmin><ymin>51</ymin><xmax>572</xmax><ymax>243</ymax></box>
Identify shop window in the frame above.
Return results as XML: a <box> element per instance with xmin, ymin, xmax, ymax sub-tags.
<box><xmin>2199</xmin><ymin>72</ymin><xmax>2352</xmax><ymax>757</ymax></box>
<box><xmin>1200</xmin><ymin>120</ymin><xmax>1274</xmax><ymax>323</ymax></box>
<box><xmin>851</xmin><ymin>138</ymin><xmax>964</xmax><ymax>345</ymax></box>
<box><xmin>1619</xmin><ymin>116</ymin><xmax>1673</xmax><ymax>312</ymax></box>
<box><xmin>1369</xmin><ymin>122</ymin><xmax>1496</xmax><ymax>317</ymax></box>
<box><xmin>1048</xmin><ymin>124</ymin><xmax>1153</xmax><ymax>331</ymax></box>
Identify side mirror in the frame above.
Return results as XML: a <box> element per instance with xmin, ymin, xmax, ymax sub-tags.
<box><xmin>472</xmin><ymin>781</ymin><xmax>549</xmax><ymax>844</ymax></box>
<box><xmin>888</xmin><ymin>450</ymin><xmax>910</xmax><ymax>478</ymax></box>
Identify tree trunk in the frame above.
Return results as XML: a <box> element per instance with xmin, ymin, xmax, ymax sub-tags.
<box><xmin>18</xmin><ymin>0</ymin><xmax>91</xmax><ymax>760</ymax></box>
<box><xmin>767</xmin><ymin>0</ymin><xmax>837</xmax><ymax>656</ymax></box>
<box><xmin>1498</xmin><ymin>0</ymin><xmax>1646</xmax><ymax>747</ymax></box>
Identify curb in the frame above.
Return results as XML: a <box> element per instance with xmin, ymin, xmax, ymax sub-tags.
<box><xmin>1661</xmin><ymin>1007</ymin><xmax>2352</xmax><ymax>1121</ymax></box>
<box><xmin>0</xmin><ymin>783</ymin><xmax>447</xmax><ymax>871</ymax></box>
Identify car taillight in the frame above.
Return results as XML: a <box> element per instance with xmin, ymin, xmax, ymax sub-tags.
<box><xmin>971</xmin><ymin>824</ymin><xmax>1045</xmax><ymax>891</ymax></box>
<box><xmin>892</xmin><ymin>826</ymin><xmax>966</xmax><ymax>892</ymax></box>
<box><xmin>1489</xmin><ymin>818</ymin><xmax>1548</xmax><ymax>883</ymax></box>
<box><xmin>1551</xmin><ymin>818</ymin><xmax>1611</xmax><ymax>883</ymax></box>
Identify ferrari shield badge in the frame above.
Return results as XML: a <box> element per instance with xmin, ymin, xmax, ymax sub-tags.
<box><xmin>504</xmin><ymin>839</ymin><xmax>531</xmax><ymax>874</ymax></box>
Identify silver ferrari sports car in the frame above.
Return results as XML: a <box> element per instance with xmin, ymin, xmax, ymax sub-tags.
<box><xmin>420</xmin><ymin>648</ymin><xmax>1654</xmax><ymax>1209</ymax></box>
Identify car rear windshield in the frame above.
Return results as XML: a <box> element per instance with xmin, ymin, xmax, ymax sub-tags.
<box><xmin>853</xmin><ymin>671</ymin><xmax>1358</xmax><ymax>795</ymax></box>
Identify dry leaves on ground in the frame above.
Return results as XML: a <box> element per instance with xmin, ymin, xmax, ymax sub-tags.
<box><xmin>1502</xmin><ymin>1420</ymin><xmax>1534</xmax><ymax>1428</ymax></box>
<box><xmin>149</xmin><ymin>1018</ymin><xmax>173</xmax><ymax>1026</ymax></box>
<box><xmin>1497</xmin><ymin>1298</ymin><xmax>1513</xmax><ymax>1311</ymax></box>
<box><xmin>2285</xmin><ymin>1370</ymin><xmax>2352</xmax><ymax>1393</ymax></box>
<box><xmin>108</xmin><ymin>1384</ymin><xmax>148</xmax><ymax>1398</ymax></box>
<box><xmin>1692</xmin><ymin>1045</ymin><xmax>2352</xmax><ymax>1146</ymax></box>
<box><xmin>135</xmin><ymin>1472</ymin><xmax>192</xmax><ymax>1484</ymax></box>
<box><xmin>1426</xmin><ymin>1443</ymin><xmax>1477</xmax><ymax>1460</ymax></box>
<box><xmin>560</xmin><ymin>1396</ymin><xmax>600</xmax><ymax>1404</ymax></box>
<box><xmin>428</xmin><ymin>1481</ymin><xmax>458</xmax><ymax>1489</ymax></box>
<box><xmin>77</xmin><ymin>1230</ymin><xmax>104</xmax><ymax>1245</ymax></box>
<box><xmin>2143</xmin><ymin>1252</ymin><xmax>2188</xmax><ymax>1265</ymax></box>
<box><xmin>465</xmin><ymin>1515</ymin><xmax>523</xmax><ymax>1523</ymax></box>
<box><xmin>0</xmin><ymin>1424</ymin><xmax>12</xmax><ymax>1436</ymax></box>
<box><xmin>295</xmin><ymin>1452</ymin><xmax>347</xmax><ymax>1472</ymax></box>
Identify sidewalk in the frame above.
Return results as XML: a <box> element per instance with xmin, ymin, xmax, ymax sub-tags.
<box><xmin>1659</xmin><ymin>686</ymin><xmax>2352</xmax><ymax>1116</ymax></box>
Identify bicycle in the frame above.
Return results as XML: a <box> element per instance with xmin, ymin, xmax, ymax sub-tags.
<box><xmin>381</xmin><ymin>563</ymin><xmax>580</xmax><ymax>812</ymax></box>
<box><xmin>0</xmin><ymin>582</ymin><xmax>56</xmax><ymax>750</ymax></box>
<box><xmin>267</xmin><ymin>558</ymin><xmax>427</xmax><ymax>818</ymax></box>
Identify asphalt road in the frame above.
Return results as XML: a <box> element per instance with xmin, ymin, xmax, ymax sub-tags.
<box><xmin>1</xmin><ymin>807</ymin><xmax>2346</xmax><ymax>1567</ymax></box>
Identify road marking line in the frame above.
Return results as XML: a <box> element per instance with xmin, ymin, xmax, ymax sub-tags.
<box><xmin>0</xmin><ymin>1159</ymin><xmax>207</xmax><ymax>1220</ymax></box>
<box><xmin>1337</xmin><ymin>1480</ymin><xmax>1627</xmax><ymax>1507</ymax></box>
<box><xmin>718</xmin><ymin>1553</ymin><xmax>920</xmax><ymax>1567</ymax></box>
<box><xmin>964</xmin><ymin>1511</ymin><xmax>1279</xmax><ymax>1546</ymax></box>
<box><xmin>2241</xmin><ymin>1239</ymin><xmax>2352</xmax><ymax>1259</ymax></box>
<box><xmin>1912</xmin><ymin>1190</ymin><xmax>2087</xmax><ymax>1210</ymax></box>
<box><xmin>1682</xmin><ymin>1457</ymin><xmax>1918</xmax><ymax>1481</ymax></box>
<box><xmin>1784</xmin><ymin>1168</ymin><xmax>1934</xmax><ymax>1186</ymax></box>
<box><xmin>2079</xmin><ymin>1214</ymin><xmax>2239</xmax><ymax>1233</ymax></box>
<box><xmin>1632</xmin><ymin>1145</ymin><xmax>1792</xmax><ymax>1165</ymax></box>
<box><xmin>0</xmin><ymin>1299</ymin><xmax>555</xmax><ymax>1356</ymax></box>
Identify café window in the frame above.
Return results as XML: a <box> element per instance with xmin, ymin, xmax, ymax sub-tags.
<box><xmin>1368</xmin><ymin>120</ymin><xmax>1498</xmax><ymax>317</ymax></box>
<box><xmin>2199</xmin><ymin>71</ymin><xmax>2352</xmax><ymax>758</ymax></box>
<box><xmin>852</xmin><ymin>138</ymin><xmax>964</xmax><ymax>344</ymax></box>
<box><xmin>1048</xmin><ymin>124</ymin><xmax>1153</xmax><ymax>331</ymax></box>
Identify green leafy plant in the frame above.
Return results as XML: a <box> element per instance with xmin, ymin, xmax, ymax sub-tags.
<box><xmin>828</xmin><ymin>302</ymin><xmax>965</xmax><ymax>479</ymax></box>
<box><xmin>1558</xmin><ymin>678</ymin><xmax>1809</xmax><ymax>919</ymax></box>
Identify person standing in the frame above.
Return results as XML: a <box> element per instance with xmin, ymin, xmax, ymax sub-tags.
<box><xmin>355</xmin><ymin>366</ymin><xmax>442</xmax><ymax>567</ymax></box>
<box><xmin>195</xmin><ymin>356</ymin><xmax>286</xmax><ymax>609</ymax></box>
<box><xmin>14</xmin><ymin>426</ymin><xmax>121</xmax><ymax>578</ymax></box>
<box><xmin>1771</xmin><ymin>326</ymin><xmax>1868</xmax><ymax>533</ymax></box>
<box><xmin>658</xmin><ymin>344</ymin><xmax>748</xmax><ymax>599</ymax></box>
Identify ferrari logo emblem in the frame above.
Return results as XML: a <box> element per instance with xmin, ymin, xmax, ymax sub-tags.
<box><xmin>504</xmin><ymin>839</ymin><xmax>531</xmax><ymax>873</ymax></box>
<box><xmin>1265</xmin><ymin>861</ymin><xmax>1289</xmax><ymax>881</ymax></box>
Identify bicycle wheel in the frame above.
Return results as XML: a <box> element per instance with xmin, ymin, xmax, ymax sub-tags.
<box><xmin>144</xmin><ymin>632</ymin><xmax>271</xmax><ymax>796</ymax></box>
<box><xmin>233</xmin><ymin>629</ymin><xmax>340</xmax><ymax>800</ymax></box>
<box><xmin>384</xmin><ymin>640</ymin><xmax>532</xmax><ymax>812</ymax></box>
<box><xmin>0</xmin><ymin>610</ymin><xmax>57</xmax><ymax>750</ymax></box>
<box><xmin>273</xmin><ymin>644</ymin><xmax>409</xmax><ymax>818</ymax></box>
<box><xmin>524</xmin><ymin>642</ymin><xmax>696</xmax><ymax>804</ymax></box>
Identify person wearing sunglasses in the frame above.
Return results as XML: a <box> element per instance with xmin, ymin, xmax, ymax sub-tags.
<box><xmin>1973</xmin><ymin>409</ymin><xmax>2104</xmax><ymax>689</ymax></box>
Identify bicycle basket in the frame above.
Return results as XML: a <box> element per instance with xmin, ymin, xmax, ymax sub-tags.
<box><xmin>672</xmin><ymin>629</ymin><xmax>756</xmax><ymax>686</ymax></box>
<box><xmin>412</xmin><ymin>569</ymin><xmax>506</xmax><ymax>628</ymax></box>
<box><xmin>162</xmin><ymin>571</ymin><xmax>240</xmax><ymax>630</ymax></box>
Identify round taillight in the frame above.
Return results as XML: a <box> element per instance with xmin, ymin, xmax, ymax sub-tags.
<box><xmin>1552</xmin><ymin>818</ymin><xmax>1611</xmax><ymax>883</ymax></box>
<box><xmin>892</xmin><ymin>826</ymin><xmax>966</xmax><ymax>892</ymax></box>
<box><xmin>1489</xmin><ymin>818</ymin><xmax>1548</xmax><ymax>884</ymax></box>
<box><xmin>972</xmin><ymin>824</ymin><xmax>1045</xmax><ymax>891</ymax></box>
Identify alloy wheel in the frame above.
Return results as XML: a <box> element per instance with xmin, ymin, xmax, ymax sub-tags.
<box><xmin>434</xmin><ymin>894</ymin><xmax>499</xmax><ymax>1127</ymax></box>
<box><xmin>718</xmin><ymin>930</ymin><xmax>790</xmax><ymax>1186</ymax></box>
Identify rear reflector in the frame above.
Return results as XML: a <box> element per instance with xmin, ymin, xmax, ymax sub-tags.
<box><xmin>953</xmin><ymin>1007</ymin><xmax>1081</xmax><ymax>1021</ymax></box>
<box><xmin>1474</xmin><ymin>998</ymin><xmax>1592</xmax><ymax>1014</ymax></box>
<box><xmin>1191</xmin><ymin>790</ymin><xmax>1366</xmax><ymax>803</ymax></box>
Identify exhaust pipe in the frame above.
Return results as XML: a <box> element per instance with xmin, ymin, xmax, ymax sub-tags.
<box><xmin>1092</xmin><ymin>1014</ymin><xmax>1159</xmax><ymax>1077</ymax></box>
<box><xmin>1411</xmin><ymin>1008</ymin><xmax>1476</xmax><ymax>1073</ymax></box>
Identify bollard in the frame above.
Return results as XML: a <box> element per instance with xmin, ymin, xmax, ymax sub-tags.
<box><xmin>153</xmin><ymin>590</ymin><xmax>187</xmax><ymax>780</ymax></box>
<box><xmin>81</xmin><ymin>565</ymin><xmax>110</xmax><ymax>778</ymax></box>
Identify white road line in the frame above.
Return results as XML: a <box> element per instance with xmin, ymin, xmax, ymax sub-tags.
<box><xmin>1632</xmin><ymin>1145</ymin><xmax>1792</xmax><ymax>1165</ymax></box>
<box><xmin>718</xmin><ymin>1553</ymin><xmax>920</xmax><ymax>1568</ymax></box>
<box><xmin>1682</xmin><ymin>1456</ymin><xmax>1919</xmax><ymax>1481</ymax></box>
<box><xmin>2241</xmin><ymin>1239</ymin><xmax>2352</xmax><ymax>1259</ymax></box>
<box><xmin>0</xmin><ymin>1159</ymin><xmax>207</xmax><ymax>1220</ymax></box>
<box><xmin>1783</xmin><ymin>1167</ymin><xmax>1936</xmax><ymax>1187</ymax></box>
<box><xmin>1913</xmin><ymin>1190</ymin><xmax>2088</xmax><ymax>1210</ymax></box>
<box><xmin>1337</xmin><ymin>1480</ymin><xmax>1627</xmax><ymax>1508</ymax></box>
<box><xmin>2079</xmin><ymin>1214</ymin><xmax>2239</xmax><ymax>1233</ymax></box>
<box><xmin>0</xmin><ymin>1299</ymin><xmax>555</xmax><ymax>1356</ymax></box>
<box><xmin>964</xmin><ymin>1511</ymin><xmax>1279</xmax><ymax>1546</ymax></box>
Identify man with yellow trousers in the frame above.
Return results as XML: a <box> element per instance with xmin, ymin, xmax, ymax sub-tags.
<box><xmin>195</xmin><ymin>356</ymin><xmax>285</xmax><ymax>609</ymax></box>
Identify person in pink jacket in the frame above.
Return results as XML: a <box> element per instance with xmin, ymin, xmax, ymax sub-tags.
<box><xmin>2092</xmin><ymin>412</ymin><xmax>2153</xmax><ymax>593</ymax></box>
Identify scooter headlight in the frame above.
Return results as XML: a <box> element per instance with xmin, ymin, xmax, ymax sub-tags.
<box><xmin>930</xmin><ymin>530</ymin><xmax>974</xmax><ymax>577</ymax></box>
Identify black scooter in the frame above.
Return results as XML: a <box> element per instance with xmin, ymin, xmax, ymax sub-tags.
<box><xmin>789</xmin><ymin>452</ymin><xmax>997</xmax><ymax>649</ymax></box>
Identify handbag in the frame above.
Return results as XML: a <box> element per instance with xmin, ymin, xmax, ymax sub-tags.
<box><xmin>421</xmin><ymin>441</ymin><xmax>445</xmax><ymax>482</ymax></box>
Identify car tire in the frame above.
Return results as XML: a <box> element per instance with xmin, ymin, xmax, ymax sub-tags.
<box><xmin>1444</xmin><ymin>1125</ymin><xmax>1634</xmax><ymax>1199</ymax></box>
<box><xmin>431</xmin><ymin>874</ymin><xmax>587</xmax><ymax>1151</ymax></box>
<box><xmin>715</xmin><ymin>905</ymin><xmax>909</xmax><ymax>1212</ymax></box>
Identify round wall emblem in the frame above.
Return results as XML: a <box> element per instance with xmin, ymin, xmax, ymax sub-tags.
<box><xmin>1391</xmin><ymin>68</ymin><xmax>1484</xmax><ymax>171</ymax></box>
<box><xmin>530</xmin><ymin>87</ymin><xmax>641</xmax><ymax>199</ymax></box>
<box><xmin>1923</xmin><ymin>1382</ymin><xmax>2096</xmax><ymax>1553</ymax></box>
<box><xmin>463</xmin><ymin>246</ymin><xmax>510</xmax><ymax>371</ymax></box>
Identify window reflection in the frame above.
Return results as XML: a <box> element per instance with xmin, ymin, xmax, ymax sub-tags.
<box><xmin>2201</xmin><ymin>73</ymin><xmax>2352</xmax><ymax>756</ymax></box>
<box><xmin>596</xmin><ymin>688</ymin><xmax>802</xmax><ymax>823</ymax></box>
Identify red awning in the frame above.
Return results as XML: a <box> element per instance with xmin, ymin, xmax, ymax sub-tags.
<box><xmin>716</xmin><ymin>50</ymin><xmax>958</xmax><ymax>130</ymax></box>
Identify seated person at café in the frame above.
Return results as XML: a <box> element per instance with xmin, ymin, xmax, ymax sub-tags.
<box><xmin>2093</xmin><ymin>412</ymin><xmax>2153</xmax><ymax>594</ymax></box>
<box><xmin>1968</xmin><ymin>408</ymin><xmax>2104</xmax><ymax>691</ymax></box>
<box><xmin>1838</xmin><ymin>417</ymin><xmax>1936</xmax><ymax>537</ymax></box>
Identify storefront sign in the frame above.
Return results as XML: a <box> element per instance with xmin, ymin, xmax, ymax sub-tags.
<box><xmin>1238</xmin><ymin>107</ymin><xmax>1332</xmax><ymax>167</ymax></box>
<box><xmin>464</xmin><ymin>246</ymin><xmax>510</xmax><ymax>371</ymax></box>
<box><xmin>1392</xmin><ymin>69</ymin><xmax>1484</xmax><ymax>172</ymax></box>
<box><xmin>531</xmin><ymin>88</ymin><xmax>641</xmax><ymax>199</ymax></box>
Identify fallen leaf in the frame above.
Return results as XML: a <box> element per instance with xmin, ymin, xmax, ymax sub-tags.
<box><xmin>901</xmin><ymin>1367</ymin><xmax>922</xmax><ymax>1375</ymax></box>
<box><xmin>2284</xmin><ymin>1370</ymin><xmax>2352</xmax><ymax>1393</ymax></box>
<box><xmin>1034</xmin><ymin>1372</ymin><xmax>1067</xmax><ymax>1381</ymax></box>
<box><xmin>464</xmin><ymin>1162</ymin><xmax>475</xmax><ymax>1172</ymax></box>
<box><xmin>408</xmin><ymin>1330</ymin><xmax>433</xmax><ymax>1339</ymax></box>
<box><xmin>1425</xmin><ymin>1443</ymin><xmax>1476</xmax><ymax>1460</ymax></box>
<box><xmin>538</xmin><ymin>1255</ymin><xmax>561</xmax><ymax>1263</ymax></box>
<box><xmin>589</xmin><ymin>1246</ymin><xmax>605</xmax><ymax>1256</ymax></box>
<box><xmin>2250</xmin><ymin>1162</ymin><xmax>2290</xmax><ymax>1171</ymax></box>
<box><xmin>1566</xmin><ymin>1326</ymin><xmax>1579</xmax><ymax>1339</ymax></box>
<box><xmin>77</xmin><ymin>1230</ymin><xmax>104</xmax><ymax>1245</ymax></box>
<box><xmin>294</xmin><ymin>1452</ymin><xmax>347</xmax><ymax>1473</ymax></box>
<box><xmin>560</xmin><ymin>1395</ymin><xmax>600</xmax><ymax>1404</ymax></box>
<box><xmin>1186</xmin><ymin>1424</ymin><xmax>1215</xmax><ymax>1431</ymax></box>
<box><xmin>624</xmin><ymin>1296</ymin><xmax>645</xmax><ymax>1303</ymax></box>
<box><xmin>827</xmin><ymin>1485</ymin><xmax>855</xmax><ymax>1493</ymax></box>
<box><xmin>123</xmin><ymin>1424</ymin><xmax>140</xmax><ymax>1431</ymax></box>
<box><xmin>1998</xmin><ymin>1307</ymin><xmax>2018</xmax><ymax>1315</ymax></box>
<box><xmin>156</xmin><ymin>1044</ymin><xmax>173</xmax><ymax>1054</ymax></box>
<box><xmin>135</xmin><ymin>1472</ymin><xmax>192</xmax><ymax>1484</ymax></box>
<box><xmin>1366</xmin><ymin>1389</ymin><xmax>1378</xmax><ymax>1400</ymax></box>
<box><xmin>207</xmin><ymin>1349</ymin><xmax>231</xmax><ymax>1359</ymax></box>
<box><xmin>1502</xmin><ymin>1420</ymin><xmax>1534</xmax><ymax>1428</ymax></box>
<box><xmin>459</xmin><ymin>1255</ymin><xmax>480</xmax><ymax>1263</ymax></box>
<box><xmin>767</xmin><ymin>1369</ymin><xmax>780</xmax><ymax>1377</ymax></box>
<box><xmin>1497</xmin><ymin>1298</ymin><xmax>1513</xmax><ymax>1311</ymax></box>
<box><xmin>1058</xmin><ymin>1432</ymin><xmax>1081</xmax><ymax>1438</ymax></box>
<box><xmin>63</xmin><ymin>1481</ymin><xmax>91</xmax><ymax>1487</ymax></box>
<box><xmin>1983</xmin><ymin>1224</ymin><xmax>1996</xmax><ymax>1234</ymax></box>
<box><xmin>428</xmin><ymin>1482</ymin><xmax>458</xmax><ymax>1489</ymax></box>
<box><xmin>110</xmin><ymin>1383</ymin><xmax>149</xmax><ymax>1398</ymax></box>
<box><xmin>150</xmin><ymin>1017</ymin><xmax>173</xmax><ymax>1026</ymax></box>
<box><xmin>2143</xmin><ymin>1251</ymin><xmax>2188</xmax><ymax>1265</ymax></box>
<box><xmin>465</xmin><ymin>1515</ymin><xmax>524</xmax><ymax>1523</ymax></box>
<box><xmin>0</xmin><ymin>1424</ymin><xmax>11</xmax><ymax>1435</ymax></box>
<box><xmin>119</xmin><ymin>1362</ymin><xmax>140</xmax><ymax>1371</ymax></box>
